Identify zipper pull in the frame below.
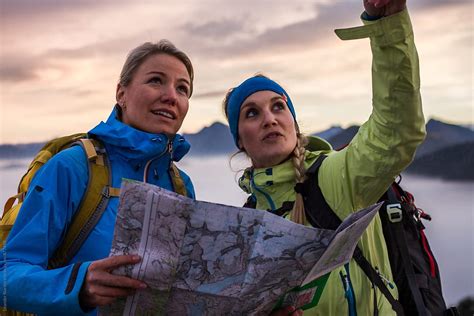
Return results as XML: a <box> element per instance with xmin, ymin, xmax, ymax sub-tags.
<box><xmin>339</xmin><ymin>271</ymin><xmax>350</xmax><ymax>292</ymax></box>
<box><xmin>375</xmin><ymin>267</ymin><xmax>395</xmax><ymax>289</ymax></box>
<box><xmin>167</xmin><ymin>140</ymin><xmax>173</xmax><ymax>158</ymax></box>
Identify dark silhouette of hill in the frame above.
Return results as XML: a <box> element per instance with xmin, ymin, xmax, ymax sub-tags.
<box><xmin>406</xmin><ymin>141</ymin><xmax>474</xmax><ymax>180</ymax></box>
<box><xmin>183</xmin><ymin>122</ymin><xmax>235</xmax><ymax>156</ymax></box>
<box><xmin>325</xmin><ymin>125</ymin><xmax>360</xmax><ymax>150</ymax></box>
<box><xmin>1</xmin><ymin>118</ymin><xmax>473</xmax><ymax>180</ymax></box>
<box><xmin>0</xmin><ymin>143</ymin><xmax>44</xmax><ymax>159</ymax></box>
<box><xmin>312</xmin><ymin>126</ymin><xmax>343</xmax><ymax>141</ymax></box>
<box><xmin>416</xmin><ymin>119</ymin><xmax>474</xmax><ymax>157</ymax></box>
<box><xmin>313</xmin><ymin>120</ymin><xmax>474</xmax><ymax>180</ymax></box>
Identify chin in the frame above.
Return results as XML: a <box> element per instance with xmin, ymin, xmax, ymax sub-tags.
<box><xmin>252</xmin><ymin>153</ymin><xmax>287</xmax><ymax>168</ymax></box>
<box><xmin>147</xmin><ymin>125</ymin><xmax>179</xmax><ymax>136</ymax></box>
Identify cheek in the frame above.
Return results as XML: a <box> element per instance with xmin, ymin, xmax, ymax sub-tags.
<box><xmin>238</xmin><ymin>125</ymin><xmax>259</xmax><ymax>152</ymax></box>
<box><xmin>177</xmin><ymin>99</ymin><xmax>189</xmax><ymax>122</ymax></box>
<box><xmin>181</xmin><ymin>100</ymin><xmax>190</xmax><ymax>115</ymax></box>
<box><xmin>237</xmin><ymin>123</ymin><xmax>252</xmax><ymax>143</ymax></box>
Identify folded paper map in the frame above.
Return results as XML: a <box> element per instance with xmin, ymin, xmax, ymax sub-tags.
<box><xmin>99</xmin><ymin>180</ymin><xmax>380</xmax><ymax>315</ymax></box>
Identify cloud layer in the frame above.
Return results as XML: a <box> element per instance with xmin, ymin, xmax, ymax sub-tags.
<box><xmin>0</xmin><ymin>0</ymin><xmax>472</xmax><ymax>143</ymax></box>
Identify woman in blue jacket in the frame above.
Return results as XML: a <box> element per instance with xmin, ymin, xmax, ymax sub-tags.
<box><xmin>1</xmin><ymin>40</ymin><xmax>195</xmax><ymax>315</ymax></box>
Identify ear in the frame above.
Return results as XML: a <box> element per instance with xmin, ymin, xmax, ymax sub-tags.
<box><xmin>116</xmin><ymin>83</ymin><xmax>125</xmax><ymax>105</ymax></box>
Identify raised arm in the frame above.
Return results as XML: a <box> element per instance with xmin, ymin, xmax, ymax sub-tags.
<box><xmin>319</xmin><ymin>0</ymin><xmax>426</xmax><ymax>217</ymax></box>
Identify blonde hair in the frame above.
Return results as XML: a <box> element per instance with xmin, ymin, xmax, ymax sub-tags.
<box><xmin>119</xmin><ymin>40</ymin><xmax>194</xmax><ymax>95</ymax></box>
<box><xmin>290</xmin><ymin>132</ymin><xmax>309</xmax><ymax>225</ymax></box>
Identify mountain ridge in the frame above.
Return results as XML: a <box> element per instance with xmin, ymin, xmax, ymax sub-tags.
<box><xmin>1</xmin><ymin>118</ymin><xmax>473</xmax><ymax>180</ymax></box>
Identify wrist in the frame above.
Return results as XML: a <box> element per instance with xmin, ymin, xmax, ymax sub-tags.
<box><xmin>362</xmin><ymin>11</ymin><xmax>383</xmax><ymax>21</ymax></box>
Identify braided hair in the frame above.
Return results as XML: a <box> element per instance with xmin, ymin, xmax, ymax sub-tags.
<box><xmin>290</xmin><ymin>132</ymin><xmax>309</xmax><ymax>225</ymax></box>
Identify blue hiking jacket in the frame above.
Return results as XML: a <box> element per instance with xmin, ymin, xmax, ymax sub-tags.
<box><xmin>1</xmin><ymin>107</ymin><xmax>195</xmax><ymax>315</ymax></box>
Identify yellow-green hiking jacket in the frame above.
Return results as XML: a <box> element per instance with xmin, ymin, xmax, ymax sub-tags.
<box><xmin>238</xmin><ymin>9</ymin><xmax>425</xmax><ymax>316</ymax></box>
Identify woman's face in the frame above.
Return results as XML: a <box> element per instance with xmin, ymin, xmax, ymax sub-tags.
<box><xmin>116</xmin><ymin>53</ymin><xmax>191</xmax><ymax>136</ymax></box>
<box><xmin>238</xmin><ymin>90</ymin><xmax>297</xmax><ymax>168</ymax></box>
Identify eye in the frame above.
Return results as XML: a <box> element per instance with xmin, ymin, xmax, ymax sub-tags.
<box><xmin>147</xmin><ymin>76</ymin><xmax>162</xmax><ymax>84</ymax></box>
<box><xmin>272</xmin><ymin>101</ymin><xmax>285</xmax><ymax>111</ymax></box>
<box><xmin>244</xmin><ymin>107</ymin><xmax>258</xmax><ymax>118</ymax></box>
<box><xmin>177</xmin><ymin>84</ymin><xmax>190</xmax><ymax>96</ymax></box>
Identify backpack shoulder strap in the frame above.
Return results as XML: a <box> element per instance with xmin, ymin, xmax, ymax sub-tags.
<box><xmin>243</xmin><ymin>195</ymin><xmax>257</xmax><ymax>209</ymax></box>
<box><xmin>169</xmin><ymin>162</ymin><xmax>188</xmax><ymax>197</ymax></box>
<box><xmin>48</xmin><ymin>138</ymin><xmax>120</xmax><ymax>269</ymax></box>
<box><xmin>301</xmin><ymin>155</ymin><xmax>342</xmax><ymax>230</ymax></box>
<box><xmin>301</xmin><ymin>154</ymin><xmax>405</xmax><ymax>316</ymax></box>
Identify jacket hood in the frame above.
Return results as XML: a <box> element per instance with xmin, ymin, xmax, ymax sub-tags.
<box><xmin>88</xmin><ymin>107</ymin><xmax>191</xmax><ymax>162</ymax></box>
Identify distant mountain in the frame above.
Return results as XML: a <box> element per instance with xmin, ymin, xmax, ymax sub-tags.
<box><xmin>0</xmin><ymin>143</ymin><xmax>44</xmax><ymax>159</ymax></box>
<box><xmin>312</xmin><ymin>126</ymin><xmax>343</xmax><ymax>141</ymax></box>
<box><xmin>325</xmin><ymin>125</ymin><xmax>360</xmax><ymax>150</ymax></box>
<box><xmin>1</xmin><ymin>119</ymin><xmax>473</xmax><ymax>180</ymax></box>
<box><xmin>183</xmin><ymin>122</ymin><xmax>235</xmax><ymax>156</ymax></box>
<box><xmin>416</xmin><ymin>119</ymin><xmax>474</xmax><ymax>157</ymax></box>
<box><xmin>406</xmin><ymin>141</ymin><xmax>474</xmax><ymax>180</ymax></box>
<box><xmin>318</xmin><ymin>120</ymin><xmax>474</xmax><ymax>180</ymax></box>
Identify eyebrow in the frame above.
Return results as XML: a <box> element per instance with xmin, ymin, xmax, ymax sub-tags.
<box><xmin>146</xmin><ymin>71</ymin><xmax>191</xmax><ymax>86</ymax></box>
<box><xmin>241</xmin><ymin>95</ymin><xmax>284</xmax><ymax>109</ymax></box>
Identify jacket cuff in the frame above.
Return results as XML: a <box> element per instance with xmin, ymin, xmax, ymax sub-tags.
<box><xmin>67</xmin><ymin>261</ymin><xmax>93</xmax><ymax>315</ymax></box>
<box><xmin>334</xmin><ymin>9</ymin><xmax>412</xmax><ymax>46</ymax></box>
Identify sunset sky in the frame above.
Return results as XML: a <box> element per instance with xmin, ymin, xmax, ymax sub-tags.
<box><xmin>0</xmin><ymin>0</ymin><xmax>472</xmax><ymax>144</ymax></box>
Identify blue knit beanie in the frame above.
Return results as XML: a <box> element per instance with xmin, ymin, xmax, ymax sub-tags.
<box><xmin>226</xmin><ymin>76</ymin><xmax>296</xmax><ymax>147</ymax></box>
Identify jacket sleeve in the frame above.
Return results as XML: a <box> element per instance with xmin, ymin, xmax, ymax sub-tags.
<box><xmin>1</xmin><ymin>147</ymin><xmax>92</xmax><ymax>315</ymax></box>
<box><xmin>318</xmin><ymin>9</ymin><xmax>426</xmax><ymax>218</ymax></box>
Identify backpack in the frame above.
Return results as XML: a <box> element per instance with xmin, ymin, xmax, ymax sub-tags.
<box><xmin>0</xmin><ymin>133</ymin><xmax>120</xmax><ymax>266</ymax></box>
<box><xmin>244</xmin><ymin>155</ymin><xmax>458</xmax><ymax>316</ymax></box>
<box><xmin>0</xmin><ymin>133</ymin><xmax>187</xmax><ymax>316</ymax></box>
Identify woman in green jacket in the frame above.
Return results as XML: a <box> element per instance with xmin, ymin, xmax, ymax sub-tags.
<box><xmin>222</xmin><ymin>0</ymin><xmax>425</xmax><ymax>315</ymax></box>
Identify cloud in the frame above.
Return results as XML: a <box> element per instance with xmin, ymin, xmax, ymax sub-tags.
<box><xmin>411</xmin><ymin>0</ymin><xmax>471</xmax><ymax>9</ymax></box>
<box><xmin>182</xmin><ymin>19</ymin><xmax>249</xmax><ymax>40</ymax></box>
<box><xmin>0</xmin><ymin>63</ymin><xmax>38</xmax><ymax>82</ymax></box>
<box><xmin>178</xmin><ymin>1</ymin><xmax>361</xmax><ymax>60</ymax></box>
<box><xmin>0</xmin><ymin>0</ymin><xmax>119</xmax><ymax>18</ymax></box>
<box><xmin>193</xmin><ymin>90</ymin><xmax>227</xmax><ymax>99</ymax></box>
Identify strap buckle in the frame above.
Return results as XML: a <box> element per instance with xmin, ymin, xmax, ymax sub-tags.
<box><xmin>387</xmin><ymin>203</ymin><xmax>403</xmax><ymax>223</ymax></box>
<box><xmin>101</xmin><ymin>186</ymin><xmax>121</xmax><ymax>198</ymax></box>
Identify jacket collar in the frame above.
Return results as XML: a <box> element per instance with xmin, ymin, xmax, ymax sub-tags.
<box><xmin>88</xmin><ymin>107</ymin><xmax>191</xmax><ymax>162</ymax></box>
<box><xmin>238</xmin><ymin>136</ymin><xmax>332</xmax><ymax>209</ymax></box>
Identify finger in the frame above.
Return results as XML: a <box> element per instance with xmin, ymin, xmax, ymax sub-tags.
<box><xmin>91</xmin><ymin>255</ymin><xmax>141</xmax><ymax>271</ymax></box>
<box><xmin>84</xmin><ymin>283</ymin><xmax>137</xmax><ymax>298</ymax></box>
<box><xmin>87</xmin><ymin>270</ymin><xmax>146</xmax><ymax>289</ymax></box>
<box><xmin>270</xmin><ymin>305</ymin><xmax>296</xmax><ymax>316</ymax></box>
<box><xmin>291</xmin><ymin>309</ymin><xmax>304</xmax><ymax>316</ymax></box>
<box><xmin>88</xmin><ymin>270</ymin><xmax>147</xmax><ymax>289</ymax></box>
<box><xmin>85</xmin><ymin>294</ymin><xmax>118</xmax><ymax>307</ymax></box>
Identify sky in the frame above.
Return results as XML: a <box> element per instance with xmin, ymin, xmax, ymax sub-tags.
<box><xmin>0</xmin><ymin>0</ymin><xmax>472</xmax><ymax>144</ymax></box>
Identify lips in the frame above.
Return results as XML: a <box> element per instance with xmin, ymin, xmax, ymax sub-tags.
<box><xmin>151</xmin><ymin>109</ymin><xmax>176</xmax><ymax>120</ymax></box>
<box><xmin>262</xmin><ymin>131</ymin><xmax>283</xmax><ymax>141</ymax></box>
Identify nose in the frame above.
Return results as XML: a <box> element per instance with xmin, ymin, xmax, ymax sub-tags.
<box><xmin>160</xmin><ymin>83</ymin><xmax>178</xmax><ymax>106</ymax></box>
<box><xmin>262</xmin><ymin>109</ymin><xmax>277</xmax><ymax>128</ymax></box>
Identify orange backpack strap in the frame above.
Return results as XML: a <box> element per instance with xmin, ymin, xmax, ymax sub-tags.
<box><xmin>169</xmin><ymin>163</ymin><xmax>187</xmax><ymax>197</ymax></box>
<box><xmin>48</xmin><ymin>138</ymin><xmax>120</xmax><ymax>269</ymax></box>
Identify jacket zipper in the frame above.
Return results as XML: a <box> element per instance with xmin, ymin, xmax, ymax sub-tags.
<box><xmin>250</xmin><ymin>169</ymin><xmax>276</xmax><ymax>211</ymax></box>
<box><xmin>143</xmin><ymin>139</ymin><xmax>172</xmax><ymax>183</ymax></box>
<box><xmin>340</xmin><ymin>263</ymin><xmax>357</xmax><ymax>316</ymax></box>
